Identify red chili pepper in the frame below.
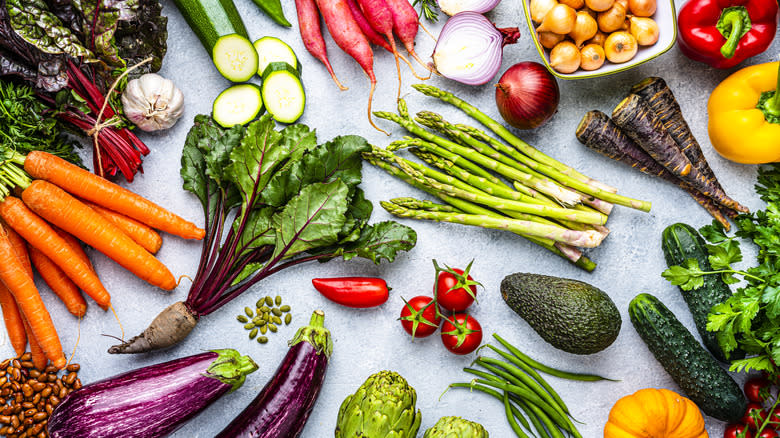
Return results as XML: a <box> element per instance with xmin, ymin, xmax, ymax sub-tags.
<box><xmin>311</xmin><ymin>277</ymin><xmax>390</xmax><ymax>308</ymax></box>
<box><xmin>677</xmin><ymin>0</ymin><xmax>778</xmax><ymax>69</ymax></box>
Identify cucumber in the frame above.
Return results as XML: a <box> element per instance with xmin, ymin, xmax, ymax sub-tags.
<box><xmin>629</xmin><ymin>293</ymin><xmax>746</xmax><ymax>422</ymax></box>
<box><xmin>212</xmin><ymin>34</ymin><xmax>259</xmax><ymax>82</ymax></box>
<box><xmin>212</xmin><ymin>84</ymin><xmax>263</xmax><ymax>127</ymax></box>
<box><xmin>261</xmin><ymin>63</ymin><xmax>305</xmax><ymax>124</ymax></box>
<box><xmin>253</xmin><ymin>37</ymin><xmax>299</xmax><ymax>77</ymax></box>
<box><xmin>662</xmin><ymin>222</ymin><xmax>745</xmax><ymax>363</ymax></box>
<box><xmin>172</xmin><ymin>0</ymin><xmax>249</xmax><ymax>51</ymax></box>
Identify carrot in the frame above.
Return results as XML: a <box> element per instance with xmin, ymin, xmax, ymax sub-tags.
<box><xmin>29</xmin><ymin>246</ymin><xmax>87</xmax><ymax>317</ymax></box>
<box><xmin>21</xmin><ymin>180</ymin><xmax>177</xmax><ymax>291</ymax></box>
<box><xmin>295</xmin><ymin>0</ymin><xmax>349</xmax><ymax>90</ymax></box>
<box><xmin>23</xmin><ymin>151</ymin><xmax>206</xmax><ymax>240</ymax></box>
<box><xmin>630</xmin><ymin>77</ymin><xmax>749</xmax><ymax>214</ymax></box>
<box><xmin>576</xmin><ymin>110</ymin><xmax>733</xmax><ymax>230</ymax></box>
<box><xmin>611</xmin><ymin>95</ymin><xmax>745</xmax><ymax>212</ymax></box>
<box><xmin>22</xmin><ymin>318</ymin><xmax>47</xmax><ymax>370</ymax></box>
<box><xmin>384</xmin><ymin>0</ymin><xmax>429</xmax><ymax>70</ymax></box>
<box><xmin>315</xmin><ymin>0</ymin><xmax>386</xmax><ymax>134</ymax></box>
<box><xmin>55</xmin><ymin>228</ymin><xmax>95</xmax><ymax>272</ymax></box>
<box><xmin>0</xmin><ymin>196</ymin><xmax>112</xmax><ymax>309</ymax></box>
<box><xmin>0</xmin><ymin>284</ymin><xmax>26</xmax><ymax>356</ymax></box>
<box><xmin>0</xmin><ymin>223</ymin><xmax>65</xmax><ymax>369</ymax></box>
<box><xmin>4</xmin><ymin>223</ymin><xmax>32</xmax><ymax>278</ymax></box>
<box><xmin>84</xmin><ymin>202</ymin><xmax>163</xmax><ymax>254</ymax></box>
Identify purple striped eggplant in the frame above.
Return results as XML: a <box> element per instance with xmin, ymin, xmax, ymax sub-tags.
<box><xmin>216</xmin><ymin>310</ymin><xmax>333</xmax><ymax>438</ymax></box>
<box><xmin>48</xmin><ymin>349</ymin><xmax>258</xmax><ymax>438</ymax></box>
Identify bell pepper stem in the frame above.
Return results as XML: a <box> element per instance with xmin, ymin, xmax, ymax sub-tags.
<box><xmin>717</xmin><ymin>6</ymin><xmax>750</xmax><ymax>59</ymax></box>
<box><xmin>766</xmin><ymin>61</ymin><xmax>780</xmax><ymax>118</ymax></box>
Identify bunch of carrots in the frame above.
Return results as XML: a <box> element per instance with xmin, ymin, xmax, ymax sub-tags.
<box><xmin>295</xmin><ymin>0</ymin><xmax>431</xmax><ymax>132</ymax></box>
<box><xmin>0</xmin><ymin>151</ymin><xmax>204</xmax><ymax>370</ymax></box>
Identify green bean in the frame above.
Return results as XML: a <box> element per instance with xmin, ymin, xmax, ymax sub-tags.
<box><xmin>504</xmin><ymin>389</ymin><xmax>531</xmax><ymax>438</ymax></box>
<box><xmin>493</xmin><ymin>334</ymin><xmax>617</xmax><ymax>381</ymax></box>
<box><xmin>523</xmin><ymin>399</ymin><xmax>566</xmax><ymax>438</ymax></box>
<box><xmin>478</xmin><ymin>357</ymin><xmax>561</xmax><ymax>411</ymax></box>
<box><xmin>515</xmin><ymin>398</ymin><xmax>554</xmax><ymax>438</ymax></box>
<box><xmin>513</xmin><ymin>393</ymin><xmax>581</xmax><ymax>438</ymax></box>
<box><xmin>448</xmin><ymin>383</ymin><xmax>533</xmax><ymax>434</ymax></box>
<box><xmin>473</xmin><ymin>378</ymin><xmax>568</xmax><ymax>428</ymax></box>
<box><xmin>484</xmin><ymin>347</ymin><xmax>570</xmax><ymax>415</ymax></box>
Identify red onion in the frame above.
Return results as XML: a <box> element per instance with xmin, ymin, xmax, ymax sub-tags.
<box><xmin>437</xmin><ymin>0</ymin><xmax>502</xmax><ymax>15</ymax></box>
<box><xmin>495</xmin><ymin>62</ymin><xmax>560</xmax><ymax>130</ymax></box>
<box><xmin>432</xmin><ymin>12</ymin><xmax>520</xmax><ymax>86</ymax></box>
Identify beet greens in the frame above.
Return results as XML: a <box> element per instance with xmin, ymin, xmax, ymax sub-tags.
<box><xmin>109</xmin><ymin>114</ymin><xmax>417</xmax><ymax>354</ymax></box>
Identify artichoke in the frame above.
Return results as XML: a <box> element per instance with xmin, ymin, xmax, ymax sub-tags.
<box><xmin>335</xmin><ymin>370</ymin><xmax>422</xmax><ymax>438</ymax></box>
<box><xmin>423</xmin><ymin>416</ymin><xmax>489</xmax><ymax>438</ymax></box>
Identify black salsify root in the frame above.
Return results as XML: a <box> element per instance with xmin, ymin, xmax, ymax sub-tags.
<box><xmin>108</xmin><ymin>301</ymin><xmax>198</xmax><ymax>354</ymax></box>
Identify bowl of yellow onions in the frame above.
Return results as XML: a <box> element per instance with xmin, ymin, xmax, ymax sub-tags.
<box><xmin>522</xmin><ymin>0</ymin><xmax>676</xmax><ymax>79</ymax></box>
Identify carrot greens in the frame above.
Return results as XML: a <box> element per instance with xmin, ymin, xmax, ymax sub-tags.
<box><xmin>109</xmin><ymin>114</ymin><xmax>417</xmax><ymax>354</ymax></box>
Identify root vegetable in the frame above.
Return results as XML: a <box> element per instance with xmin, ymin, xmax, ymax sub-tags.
<box><xmin>597</xmin><ymin>2</ymin><xmax>627</xmax><ymax>33</ymax></box>
<box><xmin>604</xmin><ymin>31</ymin><xmax>637</xmax><ymax>63</ymax></box>
<box><xmin>294</xmin><ymin>0</ymin><xmax>348</xmax><ymax>90</ymax></box>
<box><xmin>495</xmin><ymin>62</ymin><xmax>560</xmax><ymax>130</ymax></box>
<box><xmin>560</xmin><ymin>0</ymin><xmax>585</xmax><ymax>9</ymax></box>
<box><xmin>385</xmin><ymin>0</ymin><xmax>429</xmax><ymax>70</ymax></box>
<box><xmin>550</xmin><ymin>41</ymin><xmax>581</xmax><ymax>73</ymax></box>
<box><xmin>630</xmin><ymin>16</ymin><xmax>660</xmax><ymax>45</ymax></box>
<box><xmin>108</xmin><ymin>301</ymin><xmax>197</xmax><ymax>354</ymax></box>
<box><xmin>585</xmin><ymin>0</ymin><xmax>614</xmax><ymax>12</ymax></box>
<box><xmin>530</xmin><ymin>0</ymin><xmax>558</xmax><ymax>23</ymax></box>
<box><xmin>536</xmin><ymin>4</ymin><xmax>577</xmax><ymax>33</ymax></box>
<box><xmin>580</xmin><ymin>43</ymin><xmax>605</xmax><ymax>70</ymax></box>
<box><xmin>588</xmin><ymin>30</ymin><xmax>607</xmax><ymax>45</ymax></box>
<box><xmin>570</xmin><ymin>11</ymin><xmax>598</xmax><ymax>46</ymax></box>
<box><xmin>628</xmin><ymin>0</ymin><xmax>656</xmax><ymax>16</ymax></box>
<box><xmin>539</xmin><ymin>31</ymin><xmax>565</xmax><ymax>48</ymax></box>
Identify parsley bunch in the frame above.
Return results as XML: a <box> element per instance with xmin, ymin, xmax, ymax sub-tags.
<box><xmin>663</xmin><ymin>165</ymin><xmax>780</xmax><ymax>375</ymax></box>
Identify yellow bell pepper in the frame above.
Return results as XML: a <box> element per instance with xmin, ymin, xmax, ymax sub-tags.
<box><xmin>708</xmin><ymin>61</ymin><xmax>780</xmax><ymax>164</ymax></box>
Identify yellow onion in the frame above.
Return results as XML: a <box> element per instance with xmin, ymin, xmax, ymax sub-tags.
<box><xmin>630</xmin><ymin>16</ymin><xmax>660</xmax><ymax>45</ymax></box>
<box><xmin>569</xmin><ymin>11</ymin><xmax>598</xmax><ymax>46</ymax></box>
<box><xmin>536</xmin><ymin>4</ymin><xmax>577</xmax><ymax>34</ymax></box>
<box><xmin>585</xmin><ymin>0</ymin><xmax>614</xmax><ymax>12</ymax></box>
<box><xmin>580</xmin><ymin>44</ymin><xmax>605</xmax><ymax>70</ymax></box>
<box><xmin>530</xmin><ymin>0</ymin><xmax>558</xmax><ymax>23</ymax></box>
<box><xmin>550</xmin><ymin>40</ymin><xmax>581</xmax><ymax>73</ymax></box>
<box><xmin>587</xmin><ymin>30</ymin><xmax>608</xmax><ymax>45</ymax></box>
<box><xmin>559</xmin><ymin>0</ymin><xmax>585</xmax><ymax>9</ymax></box>
<box><xmin>538</xmin><ymin>31</ymin><xmax>566</xmax><ymax>48</ymax></box>
<box><xmin>604</xmin><ymin>31</ymin><xmax>637</xmax><ymax>63</ymax></box>
<box><xmin>597</xmin><ymin>2</ymin><xmax>627</xmax><ymax>32</ymax></box>
<box><xmin>628</xmin><ymin>0</ymin><xmax>657</xmax><ymax>16</ymax></box>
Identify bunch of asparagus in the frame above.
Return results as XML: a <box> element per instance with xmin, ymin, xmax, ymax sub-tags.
<box><xmin>365</xmin><ymin>84</ymin><xmax>651</xmax><ymax>271</ymax></box>
<box><xmin>576</xmin><ymin>77</ymin><xmax>747</xmax><ymax>230</ymax></box>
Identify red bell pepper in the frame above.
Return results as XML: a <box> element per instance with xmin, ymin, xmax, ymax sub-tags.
<box><xmin>677</xmin><ymin>0</ymin><xmax>778</xmax><ymax>69</ymax></box>
<box><xmin>311</xmin><ymin>277</ymin><xmax>390</xmax><ymax>308</ymax></box>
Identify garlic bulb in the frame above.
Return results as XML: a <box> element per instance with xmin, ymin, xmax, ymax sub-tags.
<box><xmin>121</xmin><ymin>73</ymin><xmax>184</xmax><ymax>132</ymax></box>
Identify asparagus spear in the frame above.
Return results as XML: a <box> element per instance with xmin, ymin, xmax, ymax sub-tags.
<box><xmin>392</xmin><ymin>138</ymin><xmax>503</xmax><ymax>186</ymax></box>
<box><xmin>390</xmin><ymin>198</ymin><xmax>460</xmax><ymax>212</ymax></box>
<box><xmin>381</xmin><ymin>202</ymin><xmax>605</xmax><ymax>248</ymax></box>
<box><xmin>411</xmin><ymin>83</ymin><xmax>618</xmax><ymax>193</ymax></box>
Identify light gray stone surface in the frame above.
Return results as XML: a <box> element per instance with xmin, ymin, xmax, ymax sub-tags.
<box><xmin>3</xmin><ymin>0</ymin><xmax>778</xmax><ymax>436</ymax></box>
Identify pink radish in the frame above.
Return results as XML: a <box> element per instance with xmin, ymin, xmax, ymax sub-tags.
<box><xmin>315</xmin><ymin>0</ymin><xmax>387</xmax><ymax>134</ymax></box>
<box><xmin>384</xmin><ymin>0</ymin><xmax>431</xmax><ymax>70</ymax></box>
<box><xmin>295</xmin><ymin>0</ymin><xmax>348</xmax><ymax>90</ymax></box>
<box><xmin>346</xmin><ymin>0</ymin><xmax>393</xmax><ymax>51</ymax></box>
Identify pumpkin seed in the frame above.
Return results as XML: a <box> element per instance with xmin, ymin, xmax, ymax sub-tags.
<box><xmin>280</xmin><ymin>305</ymin><xmax>291</xmax><ymax>313</ymax></box>
<box><xmin>260</xmin><ymin>325</ymin><xmax>267</xmax><ymax>334</ymax></box>
<box><xmin>249</xmin><ymin>328</ymin><xmax>258</xmax><ymax>339</ymax></box>
<box><xmin>271</xmin><ymin>308</ymin><xmax>282</xmax><ymax>317</ymax></box>
<box><xmin>243</xmin><ymin>323</ymin><xmax>255</xmax><ymax>330</ymax></box>
<box><xmin>272</xmin><ymin>316</ymin><xmax>282</xmax><ymax>325</ymax></box>
<box><xmin>256</xmin><ymin>299</ymin><xmax>264</xmax><ymax>308</ymax></box>
<box><xmin>258</xmin><ymin>336</ymin><xmax>268</xmax><ymax>344</ymax></box>
<box><xmin>275</xmin><ymin>295</ymin><xmax>282</xmax><ymax>306</ymax></box>
<box><xmin>265</xmin><ymin>296</ymin><xmax>274</xmax><ymax>306</ymax></box>
<box><xmin>268</xmin><ymin>323</ymin><xmax>278</xmax><ymax>333</ymax></box>
<box><xmin>256</xmin><ymin>319</ymin><xmax>266</xmax><ymax>327</ymax></box>
<box><xmin>237</xmin><ymin>315</ymin><xmax>248</xmax><ymax>323</ymax></box>
<box><xmin>285</xmin><ymin>314</ymin><xmax>292</xmax><ymax>325</ymax></box>
<box><xmin>252</xmin><ymin>316</ymin><xmax>263</xmax><ymax>324</ymax></box>
<box><xmin>244</xmin><ymin>307</ymin><xmax>253</xmax><ymax>317</ymax></box>
<box><xmin>259</xmin><ymin>306</ymin><xmax>270</xmax><ymax>313</ymax></box>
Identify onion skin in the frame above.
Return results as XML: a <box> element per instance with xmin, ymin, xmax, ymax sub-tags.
<box><xmin>438</xmin><ymin>0</ymin><xmax>502</xmax><ymax>15</ymax></box>
<box><xmin>495</xmin><ymin>62</ymin><xmax>560</xmax><ymax>130</ymax></box>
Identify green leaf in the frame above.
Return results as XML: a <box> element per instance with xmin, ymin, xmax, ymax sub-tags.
<box><xmin>7</xmin><ymin>0</ymin><xmax>94</xmax><ymax>60</ymax></box>
<box><xmin>340</xmin><ymin>221</ymin><xmax>418</xmax><ymax>264</ymax></box>
<box><xmin>730</xmin><ymin>355</ymin><xmax>774</xmax><ymax>374</ymax></box>
<box><xmin>339</xmin><ymin>188</ymin><xmax>373</xmax><ymax>243</ymax></box>
<box><xmin>270</xmin><ymin>180</ymin><xmax>350</xmax><ymax>260</ymax></box>
<box><xmin>763</xmin><ymin>285</ymin><xmax>780</xmax><ymax>319</ymax></box>
<box><xmin>280</xmin><ymin>124</ymin><xmax>317</xmax><ymax>161</ymax></box>
<box><xmin>661</xmin><ymin>259</ymin><xmax>704</xmax><ymax>291</ymax></box>
<box><xmin>700</xmin><ymin>220</ymin><xmax>729</xmax><ymax>243</ymax></box>
<box><xmin>235</xmin><ymin>207</ymin><xmax>276</xmax><ymax>254</ymax></box>
<box><xmin>707</xmin><ymin>240</ymin><xmax>742</xmax><ymax>270</ymax></box>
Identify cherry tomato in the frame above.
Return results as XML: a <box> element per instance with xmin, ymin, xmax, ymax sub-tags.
<box><xmin>725</xmin><ymin>424</ymin><xmax>753</xmax><ymax>438</ymax></box>
<box><xmin>441</xmin><ymin>313</ymin><xmax>483</xmax><ymax>355</ymax></box>
<box><xmin>758</xmin><ymin>429</ymin><xmax>779</xmax><ymax>438</ymax></box>
<box><xmin>743</xmin><ymin>403</ymin><xmax>768</xmax><ymax>430</ymax></box>
<box><xmin>745</xmin><ymin>377</ymin><xmax>772</xmax><ymax>403</ymax></box>
<box><xmin>767</xmin><ymin>407</ymin><xmax>780</xmax><ymax>429</ymax></box>
<box><xmin>434</xmin><ymin>259</ymin><xmax>482</xmax><ymax>312</ymax></box>
<box><xmin>400</xmin><ymin>296</ymin><xmax>441</xmax><ymax>339</ymax></box>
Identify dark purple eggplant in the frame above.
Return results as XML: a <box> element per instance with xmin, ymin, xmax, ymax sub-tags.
<box><xmin>48</xmin><ymin>349</ymin><xmax>258</xmax><ymax>438</ymax></box>
<box><xmin>216</xmin><ymin>310</ymin><xmax>333</xmax><ymax>438</ymax></box>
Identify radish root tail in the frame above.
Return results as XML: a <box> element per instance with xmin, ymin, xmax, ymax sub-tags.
<box><xmin>326</xmin><ymin>65</ymin><xmax>349</xmax><ymax>91</ymax></box>
<box><xmin>388</xmin><ymin>35</ymin><xmax>403</xmax><ymax>99</ymax></box>
<box><xmin>367</xmin><ymin>79</ymin><xmax>390</xmax><ymax>136</ymax></box>
<box><xmin>398</xmin><ymin>51</ymin><xmax>430</xmax><ymax>80</ymax></box>
<box><xmin>67</xmin><ymin>315</ymin><xmax>82</xmax><ymax>367</ymax></box>
<box><xmin>418</xmin><ymin>20</ymin><xmax>437</xmax><ymax>42</ymax></box>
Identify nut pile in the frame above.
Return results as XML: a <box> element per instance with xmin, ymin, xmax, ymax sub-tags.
<box><xmin>0</xmin><ymin>354</ymin><xmax>81</xmax><ymax>438</ymax></box>
<box><xmin>237</xmin><ymin>295</ymin><xmax>292</xmax><ymax>344</ymax></box>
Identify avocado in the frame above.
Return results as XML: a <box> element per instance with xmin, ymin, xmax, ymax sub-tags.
<box><xmin>500</xmin><ymin>273</ymin><xmax>621</xmax><ymax>355</ymax></box>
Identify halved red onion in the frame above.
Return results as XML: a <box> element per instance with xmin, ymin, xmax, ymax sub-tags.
<box><xmin>438</xmin><ymin>0</ymin><xmax>502</xmax><ymax>15</ymax></box>
<box><xmin>432</xmin><ymin>12</ymin><xmax>520</xmax><ymax>86</ymax></box>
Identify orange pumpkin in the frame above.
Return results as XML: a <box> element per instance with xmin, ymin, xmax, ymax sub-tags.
<box><xmin>604</xmin><ymin>388</ymin><xmax>709</xmax><ymax>438</ymax></box>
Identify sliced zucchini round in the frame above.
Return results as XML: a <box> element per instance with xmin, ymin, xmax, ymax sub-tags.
<box><xmin>212</xmin><ymin>34</ymin><xmax>258</xmax><ymax>82</ymax></box>
<box><xmin>253</xmin><ymin>36</ymin><xmax>299</xmax><ymax>77</ymax></box>
<box><xmin>261</xmin><ymin>63</ymin><xmax>306</xmax><ymax>124</ymax></box>
<box><xmin>212</xmin><ymin>84</ymin><xmax>263</xmax><ymax>127</ymax></box>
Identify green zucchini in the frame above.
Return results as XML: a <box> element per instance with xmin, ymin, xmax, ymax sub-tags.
<box><xmin>261</xmin><ymin>62</ymin><xmax>305</xmax><ymax>124</ymax></box>
<box><xmin>661</xmin><ymin>222</ymin><xmax>745</xmax><ymax>362</ymax></box>
<box><xmin>172</xmin><ymin>0</ymin><xmax>250</xmax><ymax>51</ymax></box>
<box><xmin>629</xmin><ymin>293</ymin><xmax>746</xmax><ymax>422</ymax></box>
<box><xmin>212</xmin><ymin>34</ymin><xmax>259</xmax><ymax>82</ymax></box>
<box><xmin>253</xmin><ymin>37</ymin><xmax>299</xmax><ymax>77</ymax></box>
<box><xmin>212</xmin><ymin>84</ymin><xmax>263</xmax><ymax>127</ymax></box>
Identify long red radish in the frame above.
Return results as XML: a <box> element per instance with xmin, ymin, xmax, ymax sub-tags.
<box><xmin>0</xmin><ymin>285</ymin><xmax>26</xmax><ymax>356</ymax></box>
<box><xmin>30</xmin><ymin>246</ymin><xmax>87</xmax><ymax>317</ymax></box>
<box><xmin>23</xmin><ymin>318</ymin><xmax>48</xmax><ymax>370</ymax></box>
<box><xmin>0</xmin><ymin>223</ymin><xmax>65</xmax><ymax>369</ymax></box>
<box><xmin>85</xmin><ymin>202</ymin><xmax>163</xmax><ymax>254</ymax></box>
<box><xmin>295</xmin><ymin>0</ymin><xmax>348</xmax><ymax>90</ymax></box>
<box><xmin>23</xmin><ymin>151</ymin><xmax>206</xmax><ymax>240</ymax></box>
<box><xmin>0</xmin><ymin>197</ymin><xmax>112</xmax><ymax>309</ymax></box>
<box><xmin>384</xmin><ymin>0</ymin><xmax>430</xmax><ymax>70</ymax></box>
<box><xmin>21</xmin><ymin>181</ymin><xmax>177</xmax><ymax>291</ymax></box>
<box><xmin>315</xmin><ymin>0</ymin><xmax>387</xmax><ymax>134</ymax></box>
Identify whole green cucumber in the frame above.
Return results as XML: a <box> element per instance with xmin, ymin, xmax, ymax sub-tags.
<box><xmin>661</xmin><ymin>222</ymin><xmax>745</xmax><ymax>362</ymax></box>
<box><xmin>629</xmin><ymin>293</ymin><xmax>746</xmax><ymax>422</ymax></box>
